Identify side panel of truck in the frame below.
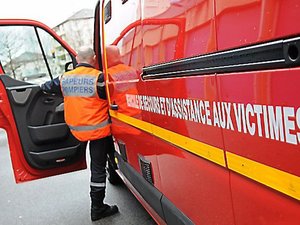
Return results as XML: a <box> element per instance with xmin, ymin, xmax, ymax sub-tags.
<box><xmin>101</xmin><ymin>0</ymin><xmax>300</xmax><ymax>224</ymax></box>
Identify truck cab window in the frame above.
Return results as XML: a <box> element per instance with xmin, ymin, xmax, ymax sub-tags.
<box><xmin>0</xmin><ymin>25</ymin><xmax>73</xmax><ymax>85</ymax></box>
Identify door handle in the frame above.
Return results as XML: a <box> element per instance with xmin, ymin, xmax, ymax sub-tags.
<box><xmin>110</xmin><ymin>103</ymin><xmax>119</xmax><ymax>110</ymax></box>
<box><xmin>44</xmin><ymin>97</ymin><xmax>54</xmax><ymax>104</ymax></box>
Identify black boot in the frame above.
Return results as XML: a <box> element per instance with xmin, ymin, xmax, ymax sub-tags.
<box><xmin>90</xmin><ymin>188</ymin><xmax>119</xmax><ymax>221</ymax></box>
<box><xmin>91</xmin><ymin>204</ymin><xmax>119</xmax><ymax>221</ymax></box>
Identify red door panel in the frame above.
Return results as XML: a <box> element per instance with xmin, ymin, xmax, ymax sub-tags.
<box><xmin>0</xmin><ymin>19</ymin><xmax>87</xmax><ymax>183</ymax></box>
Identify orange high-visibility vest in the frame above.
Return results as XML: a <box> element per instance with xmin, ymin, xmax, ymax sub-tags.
<box><xmin>61</xmin><ymin>65</ymin><xmax>111</xmax><ymax>141</ymax></box>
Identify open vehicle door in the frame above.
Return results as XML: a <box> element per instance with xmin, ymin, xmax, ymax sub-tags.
<box><xmin>0</xmin><ymin>19</ymin><xmax>87</xmax><ymax>183</ymax></box>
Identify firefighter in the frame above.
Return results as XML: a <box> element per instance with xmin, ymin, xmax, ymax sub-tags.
<box><xmin>41</xmin><ymin>46</ymin><xmax>118</xmax><ymax>221</ymax></box>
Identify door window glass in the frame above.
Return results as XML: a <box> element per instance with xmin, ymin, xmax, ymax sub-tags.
<box><xmin>37</xmin><ymin>27</ymin><xmax>73</xmax><ymax>79</ymax></box>
<box><xmin>0</xmin><ymin>25</ymin><xmax>73</xmax><ymax>85</ymax></box>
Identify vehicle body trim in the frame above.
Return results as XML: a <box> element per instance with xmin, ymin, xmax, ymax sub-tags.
<box><xmin>142</xmin><ymin>37</ymin><xmax>300</xmax><ymax>80</ymax></box>
<box><xmin>6</xmin><ymin>84</ymin><xmax>39</xmax><ymax>90</ymax></box>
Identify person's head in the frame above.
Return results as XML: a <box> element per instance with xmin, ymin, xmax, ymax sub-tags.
<box><xmin>76</xmin><ymin>46</ymin><xmax>96</xmax><ymax>66</ymax></box>
<box><xmin>106</xmin><ymin>45</ymin><xmax>122</xmax><ymax>67</ymax></box>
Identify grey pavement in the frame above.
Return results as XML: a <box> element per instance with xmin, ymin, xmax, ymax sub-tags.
<box><xmin>0</xmin><ymin>129</ymin><xmax>156</xmax><ymax>225</ymax></box>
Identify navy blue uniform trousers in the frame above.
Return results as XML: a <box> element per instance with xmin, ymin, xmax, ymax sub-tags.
<box><xmin>89</xmin><ymin>135</ymin><xmax>114</xmax><ymax>208</ymax></box>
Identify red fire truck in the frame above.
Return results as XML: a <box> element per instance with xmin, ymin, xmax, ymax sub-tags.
<box><xmin>0</xmin><ymin>0</ymin><xmax>300</xmax><ymax>224</ymax></box>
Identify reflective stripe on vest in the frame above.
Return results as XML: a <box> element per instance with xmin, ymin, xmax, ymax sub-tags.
<box><xmin>61</xmin><ymin>74</ymin><xmax>97</xmax><ymax>97</ymax></box>
<box><xmin>68</xmin><ymin>119</ymin><xmax>111</xmax><ymax>131</ymax></box>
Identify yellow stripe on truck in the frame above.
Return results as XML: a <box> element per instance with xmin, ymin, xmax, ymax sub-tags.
<box><xmin>150</xmin><ymin>124</ymin><xmax>226</xmax><ymax>167</ymax></box>
<box><xmin>109</xmin><ymin>110</ymin><xmax>226</xmax><ymax>167</ymax></box>
<box><xmin>110</xmin><ymin>110</ymin><xmax>300</xmax><ymax>201</ymax></box>
<box><xmin>226</xmin><ymin>152</ymin><xmax>300</xmax><ymax>201</ymax></box>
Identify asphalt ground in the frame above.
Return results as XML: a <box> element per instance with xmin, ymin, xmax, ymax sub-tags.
<box><xmin>0</xmin><ymin>129</ymin><xmax>156</xmax><ymax>225</ymax></box>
